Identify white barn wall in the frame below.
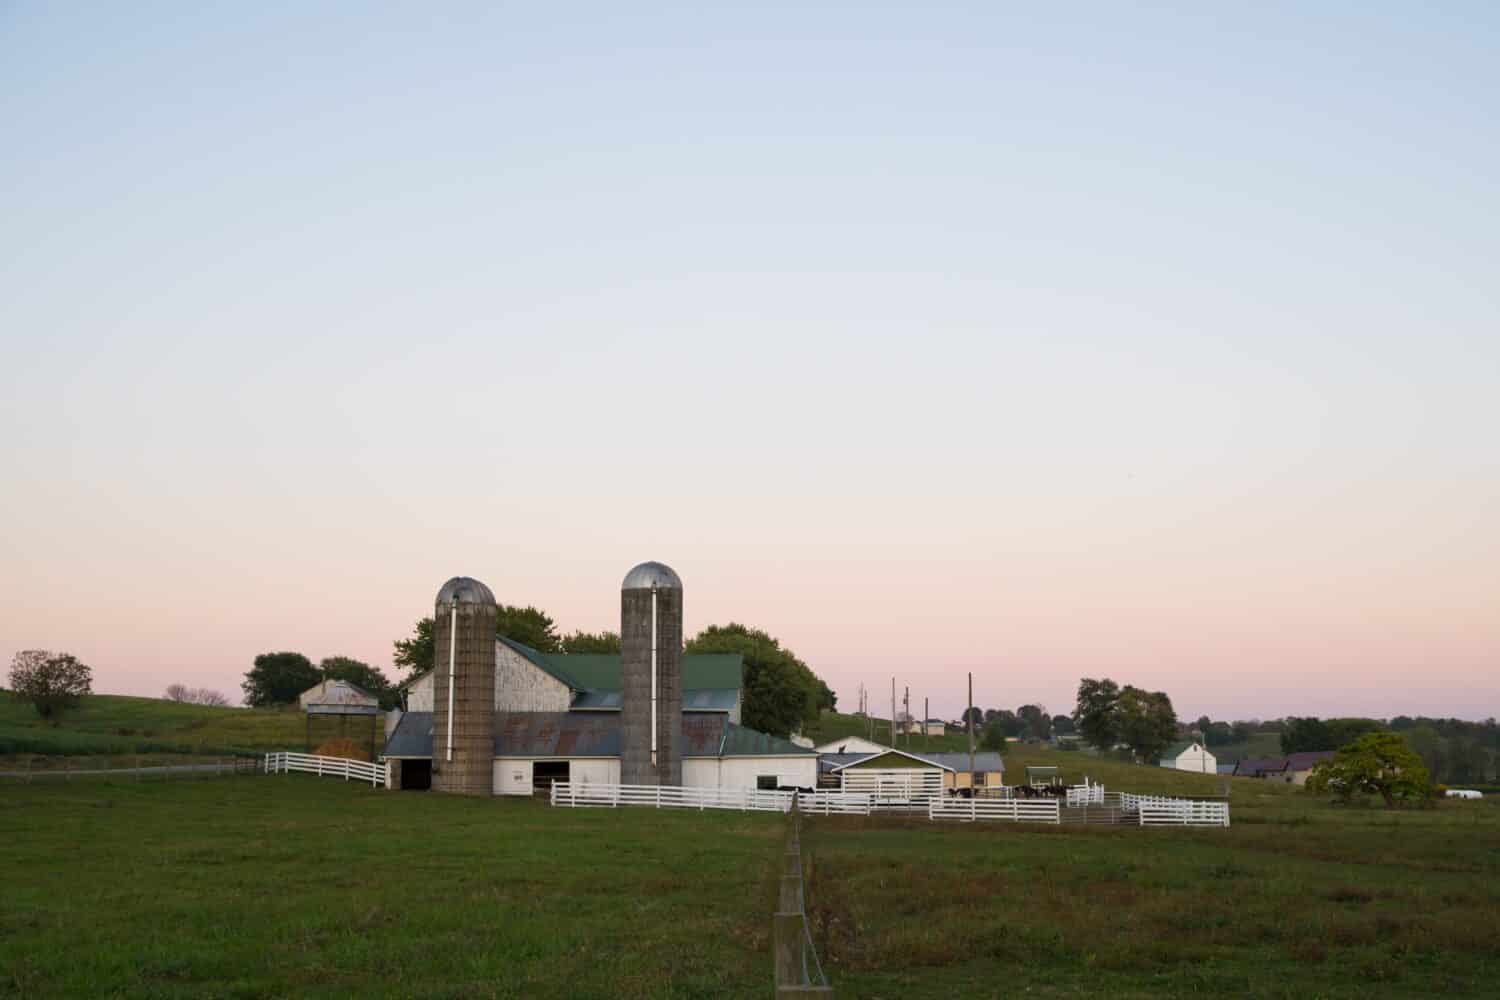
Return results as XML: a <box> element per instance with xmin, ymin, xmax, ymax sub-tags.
<box><xmin>491</xmin><ymin>757</ymin><xmax>619</xmax><ymax>795</ymax></box>
<box><xmin>494</xmin><ymin>644</ymin><xmax>571</xmax><ymax>712</ymax></box>
<box><xmin>406</xmin><ymin>673</ymin><xmax>434</xmax><ymax>711</ymax></box>
<box><xmin>717</xmin><ymin>756</ymin><xmax>818</xmax><ymax>789</ymax></box>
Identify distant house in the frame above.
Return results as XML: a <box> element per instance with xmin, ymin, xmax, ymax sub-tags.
<box><xmin>1159</xmin><ymin>740</ymin><xmax>1216</xmax><ymax>773</ymax></box>
<box><xmin>1233</xmin><ymin>751</ymin><xmax>1334</xmax><ymax>786</ymax></box>
<box><xmin>1215</xmin><ymin>761</ymin><xmax>1237</xmax><ymax>776</ymax></box>
<box><xmin>922</xmin><ymin>719</ymin><xmax>947</xmax><ymax>737</ymax></box>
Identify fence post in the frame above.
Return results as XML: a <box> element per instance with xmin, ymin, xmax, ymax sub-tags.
<box><xmin>773</xmin><ymin>911</ymin><xmax>803</xmax><ymax>991</ymax></box>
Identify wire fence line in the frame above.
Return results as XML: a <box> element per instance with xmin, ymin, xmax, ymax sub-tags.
<box><xmin>774</xmin><ymin>801</ymin><xmax>834</xmax><ymax>997</ymax></box>
<box><xmin>0</xmin><ymin>755</ymin><xmax>261</xmax><ymax>782</ymax></box>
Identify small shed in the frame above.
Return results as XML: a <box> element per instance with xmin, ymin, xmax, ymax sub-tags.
<box><xmin>829</xmin><ymin>748</ymin><xmax>1005</xmax><ymax>801</ymax></box>
<box><xmin>1159</xmin><ymin>740</ymin><xmax>1216</xmax><ymax>773</ymax></box>
<box><xmin>299</xmin><ymin>680</ymin><xmax>381</xmax><ymax>759</ymax></box>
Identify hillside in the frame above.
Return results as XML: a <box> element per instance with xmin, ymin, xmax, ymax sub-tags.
<box><xmin>0</xmin><ymin>691</ymin><xmax>368</xmax><ymax>756</ymax></box>
<box><xmin>804</xmin><ymin>711</ymin><xmax>984</xmax><ymax>753</ymax></box>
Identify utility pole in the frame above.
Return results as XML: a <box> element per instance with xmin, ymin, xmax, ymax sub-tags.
<box><xmin>890</xmin><ymin>678</ymin><xmax>896</xmax><ymax>747</ymax></box>
<box><xmin>924</xmin><ymin>696</ymin><xmax>930</xmax><ymax>751</ymax></box>
<box><xmin>967</xmin><ymin>672</ymin><xmax>975</xmax><ymax>788</ymax></box>
<box><xmin>903</xmin><ymin>686</ymin><xmax>910</xmax><ymax>748</ymax></box>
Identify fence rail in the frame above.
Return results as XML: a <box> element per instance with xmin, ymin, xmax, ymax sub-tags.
<box><xmin>1065</xmin><ymin>784</ymin><xmax>1105</xmax><ymax>806</ymax></box>
<box><xmin>929</xmin><ymin>797</ymin><xmax>1061</xmax><ymax>824</ymax></box>
<box><xmin>796</xmin><ymin>790</ymin><xmax>875</xmax><ymax>815</ymax></box>
<box><xmin>549</xmin><ymin>781</ymin><xmax>795</xmax><ymax>813</ymax></box>
<box><xmin>1137</xmin><ymin>800</ymin><xmax>1231</xmax><ymax>827</ymax></box>
<box><xmin>263</xmin><ymin>752</ymin><xmax>385</xmax><ymax>787</ymax></box>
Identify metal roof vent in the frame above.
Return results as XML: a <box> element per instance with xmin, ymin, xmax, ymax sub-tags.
<box><xmin>621</xmin><ymin>561</ymin><xmax>682</xmax><ymax>591</ymax></box>
<box><xmin>435</xmin><ymin>576</ymin><xmax>496</xmax><ymax>607</ymax></box>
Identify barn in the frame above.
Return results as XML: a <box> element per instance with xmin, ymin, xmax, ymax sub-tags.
<box><xmin>382</xmin><ymin>565</ymin><xmax>818</xmax><ymax>795</ymax></box>
<box><xmin>384</xmin><ymin>710</ymin><xmax>814</xmax><ymax>794</ymax></box>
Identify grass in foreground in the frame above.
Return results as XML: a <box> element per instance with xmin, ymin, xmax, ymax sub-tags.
<box><xmin>5</xmin><ymin>750</ymin><xmax>1499</xmax><ymax>999</ymax></box>
<box><xmin>0</xmin><ymin>777</ymin><xmax>781</xmax><ymax>999</ymax></box>
<box><xmin>804</xmin><ymin>779</ymin><xmax>1500</xmax><ymax>998</ymax></box>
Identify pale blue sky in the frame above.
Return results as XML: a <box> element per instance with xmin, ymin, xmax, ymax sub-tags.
<box><xmin>2</xmin><ymin>3</ymin><xmax>1496</xmax><ymax>718</ymax></box>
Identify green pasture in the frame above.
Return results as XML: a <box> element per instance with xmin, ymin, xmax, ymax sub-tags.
<box><xmin>0</xmin><ymin>692</ymin><xmax>366</xmax><ymax>757</ymax></box>
<box><xmin>3</xmin><ymin>746</ymin><xmax>1497</xmax><ymax>998</ymax></box>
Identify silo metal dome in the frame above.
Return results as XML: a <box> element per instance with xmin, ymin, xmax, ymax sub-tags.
<box><xmin>621</xmin><ymin>561</ymin><xmax>682</xmax><ymax>590</ymax></box>
<box><xmin>435</xmin><ymin>576</ymin><xmax>496</xmax><ymax>607</ymax></box>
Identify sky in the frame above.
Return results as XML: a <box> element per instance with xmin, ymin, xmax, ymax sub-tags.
<box><xmin>2</xmin><ymin>2</ymin><xmax>1496</xmax><ymax>722</ymax></box>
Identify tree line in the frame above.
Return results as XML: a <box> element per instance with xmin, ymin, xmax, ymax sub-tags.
<box><xmin>247</xmin><ymin>605</ymin><xmax>833</xmax><ymax>739</ymax></box>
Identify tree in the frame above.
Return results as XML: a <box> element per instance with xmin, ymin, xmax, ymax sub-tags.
<box><xmin>1281</xmin><ymin>716</ymin><xmax>1335</xmax><ymax>753</ymax></box>
<box><xmin>164</xmin><ymin>684</ymin><xmax>229</xmax><ymax>706</ymax></box>
<box><xmin>393</xmin><ymin>604</ymin><xmax>563</xmax><ymax>677</ymax></box>
<box><xmin>9</xmin><ymin>650</ymin><xmax>92</xmax><ymax>720</ymax></box>
<box><xmin>685</xmin><ymin>623</ymin><xmax>826</xmax><ymax>738</ymax></box>
<box><xmin>961</xmin><ymin>706</ymin><xmax>984</xmax><ymax>729</ymax></box>
<box><xmin>1051</xmin><ymin>714</ymin><xmax>1075</xmax><ymax>737</ymax></box>
<box><xmin>319</xmin><ymin>656</ymin><xmax>397</xmax><ymax>709</ymax></box>
<box><xmin>1306</xmin><ymin>732</ymin><xmax>1432</xmax><ymax>808</ymax></box>
<box><xmin>561</xmin><ymin>630</ymin><xmax>620</xmax><ymax>653</ymax></box>
<box><xmin>980</xmin><ymin>720</ymin><xmax>1007</xmax><ymax>751</ymax></box>
<box><xmin>392</xmin><ymin>618</ymin><xmax>434</xmax><ymax>676</ymax></box>
<box><xmin>242</xmin><ymin>652</ymin><xmax>319</xmax><ymax>707</ymax></box>
<box><xmin>1073</xmin><ymin>678</ymin><xmax>1121</xmax><ymax>750</ymax></box>
<box><xmin>495</xmin><ymin>605</ymin><xmax>561</xmax><ymax>653</ymax></box>
<box><xmin>1116</xmin><ymin>686</ymin><xmax>1178</xmax><ymax>763</ymax></box>
<box><xmin>1018</xmin><ymin>704</ymin><xmax>1051</xmax><ymax>741</ymax></box>
<box><xmin>991</xmin><ymin>709</ymin><xmax>1025</xmax><ymax>738</ymax></box>
<box><xmin>1203</xmin><ymin>721</ymin><xmax>1234</xmax><ymax>746</ymax></box>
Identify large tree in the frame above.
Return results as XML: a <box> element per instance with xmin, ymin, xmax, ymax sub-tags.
<box><xmin>560</xmin><ymin>630</ymin><xmax>620</xmax><ymax>653</ymax></box>
<box><xmin>685</xmin><ymin>623</ymin><xmax>826</xmax><ymax>738</ymax></box>
<box><xmin>1018</xmin><ymin>704</ymin><xmax>1052</xmax><ymax>741</ymax></box>
<box><xmin>242</xmin><ymin>652</ymin><xmax>319</xmax><ymax>707</ymax></box>
<box><xmin>495</xmin><ymin>605</ymin><xmax>561</xmax><ymax>652</ymax></box>
<box><xmin>319</xmin><ymin>656</ymin><xmax>397</xmax><ymax>709</ymax></box>
<box><xmin>1073</xmin><ymin>678</ymin><xmax>1121</xmax><ymax>750</ymax></box>
<box><xmin>392</xmin><ymin>604</ymin><xmax>563</xmax><ymax>676</ymax></box>
<box><xmin>1306</xmin><ymin>731</ymin><xmax>1432</xmax><ymax>808</ymax></box>
<box><xmin>1116</xmin><ymin>686</ymin><xmax>1178</xmax><ymax>763</ymax></box>
<box><xmin>1052</xmin><ymin>714</ymin><xmax>1076</xmax><ymax>737</ymax></box>
<box><xmin>9</xmin><ymin>650</ymin><xmax>92</xmax><ymax>720</ymax></box>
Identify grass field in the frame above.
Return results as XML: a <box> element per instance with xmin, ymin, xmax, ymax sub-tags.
<box><xmin>0</xmin><ymin>692</ymin><xmax>371</xmax><ymax>757</ymax></box>
<box><xmin>4</xmin><ymin>747</ymin><xmax>1498</xmax><ymax>999</ymax></box>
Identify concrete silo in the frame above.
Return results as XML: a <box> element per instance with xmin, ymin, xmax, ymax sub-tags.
<box><xmin>431</xmin><ymin>576</ymin><xmax>496</xmax><ymax>796</ymax></box>
<box><xmin>620</xmin><ymin>561</ymin><xmax>683</xmax><ymax>786</ymax></box>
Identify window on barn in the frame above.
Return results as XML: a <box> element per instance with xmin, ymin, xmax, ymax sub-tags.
<box><xmin>972</xmin><ymin>772</ymin><xmax>985</xmax><ymax>786</ymax></box>
<box><xmin>757</xmin><ymin>775</ymin><xmax>778</xmax><ymax>790</ymax></box>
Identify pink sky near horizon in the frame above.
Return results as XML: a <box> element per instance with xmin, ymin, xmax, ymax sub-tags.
<box><xmin>2</xmin><ymin>5</ymin><xmax>1497</xmax><ymax>724</ymax></box>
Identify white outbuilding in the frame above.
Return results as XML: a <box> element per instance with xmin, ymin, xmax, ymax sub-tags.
<box><xmin>1159</xmin><ymin>740</ymin><xmax>1217</xmax><ymax>773</ymax></box>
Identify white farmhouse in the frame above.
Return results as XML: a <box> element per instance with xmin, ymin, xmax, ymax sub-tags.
<box><xmin>1159</xmin><ymin>740</ymin><xmax>1217</xmax><ymax>773</ymax></box>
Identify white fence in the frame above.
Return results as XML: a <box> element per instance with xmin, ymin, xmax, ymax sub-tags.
<box><xmin>263</xmin><ymin>752</ymin><xmax>386</xmax><ymax>787</ymax></box>
<box><xmin>1065</xmin><ymin>784</ymin><xmax>1104</xmax><ymax>806</ymax></box>
<box><xmin>549</xmin><ymin>781</ymin><xmax>795</xmax><ymax>813</ymax></box>
<box><xmin>796</xmin><ymin>790</ymin><xmax>875</xmax><ymax>815</ymax></box>
<box><xmin>840</xmin><ymin>769</ymin><xmax>944</xmax><ymax>805</ymax></box>
<box><xmin>1137</xmin><ymin>801</ymin><xmax>1230</xmax><ymax>827</ymax></box>
<box><xmin>1119</xmin><ymin>792</ymin><xmax>1230</xmax><ymax>827</ymax></box>
<box><xmin>929</xmin><ymin>797</ymin><xmax>1061</xmax><ymax>824</ymax></box>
